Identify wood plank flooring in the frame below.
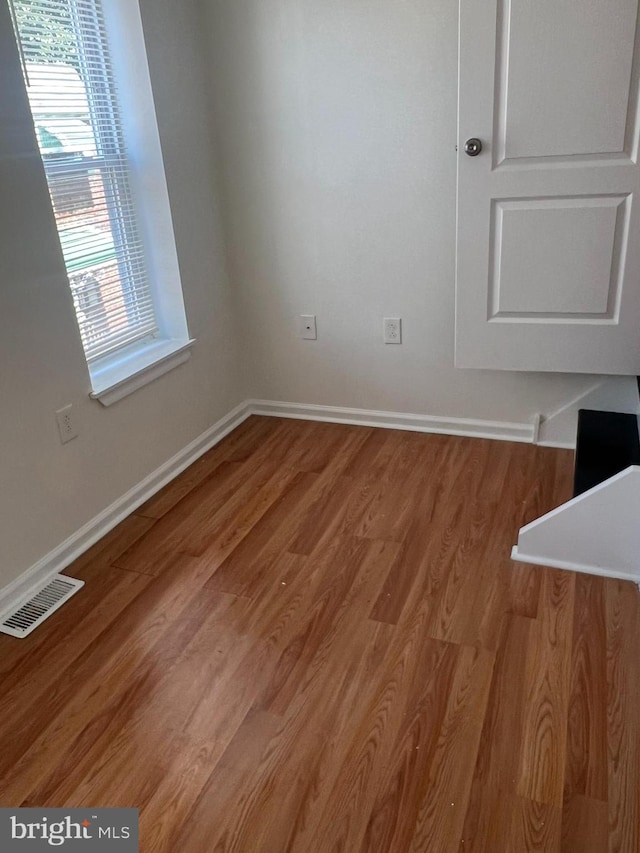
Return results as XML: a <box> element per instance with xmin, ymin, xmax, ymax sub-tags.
<box><xmin>1</xmin><ymin>416</ymin><xmax>639</xmax><ymax>852</ymax></box>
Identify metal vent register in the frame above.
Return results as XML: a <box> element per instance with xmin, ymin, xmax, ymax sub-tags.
<box><xmin>0</xmin><ymin>575</ymin><xmax>84</xmax><ymax>638</ymax></box>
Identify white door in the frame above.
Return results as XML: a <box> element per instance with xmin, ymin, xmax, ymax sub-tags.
<box><xmin>456</xmin><ymin>0</ymin><xmax>640</xmax><ymax>374</ymax></box>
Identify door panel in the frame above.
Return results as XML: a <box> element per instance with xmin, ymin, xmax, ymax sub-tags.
<box><xmin>456</xmin><ymin>0</ymin><xmax>640</xmax><ymax>373</ymax></box>
<box><xmin>491</xmin><ymin>196</ymin><xmax>626</xmax><ymax>318</ymax></box>
<box><xmin>499</xmin><ymin>0</ymin><xmax>638</xmax><ymax>161</ymax></box>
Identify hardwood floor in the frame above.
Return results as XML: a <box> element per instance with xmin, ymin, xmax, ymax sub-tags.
<box><xmin>1</xmin><ymin>416</ymin><xmax>639</xmax><ymax>852</ymax></box>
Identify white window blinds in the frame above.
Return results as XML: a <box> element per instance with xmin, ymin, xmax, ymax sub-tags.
<box><xmin>11</xmin><ymin>0</ymin><xmax>158</xmax><ymax>362</ymax></box>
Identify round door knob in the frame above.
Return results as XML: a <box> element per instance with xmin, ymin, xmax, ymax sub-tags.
<box><xmin>464</xmin><ymin>137</ymin><xmax>483</xmax><ymax>157</ymax></box>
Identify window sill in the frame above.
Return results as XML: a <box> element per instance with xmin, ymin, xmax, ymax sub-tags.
<box><xmin>89</xmin><ymin>338</ymin><xmax>195</xmax><ymax>406</ymax></box>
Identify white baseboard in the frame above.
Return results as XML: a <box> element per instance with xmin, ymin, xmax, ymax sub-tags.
<box><xmin>0</xmin><ymin>400</ymin><xmax>251</xmax><ymax>620</ymax></box>
<box><xmin>536</xmin><ymin>376</ymin><xmax>639</xmax><ymax>448</ymax></box>
<box><xmin>248</xmin><ymin>399</ymin><xmax>536</xmax><ymax>444</ymax></box>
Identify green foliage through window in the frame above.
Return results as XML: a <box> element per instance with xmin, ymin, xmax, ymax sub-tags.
<box><xmin>13</xmin><ymin>0</ymin><xmax>79</xmax><ymax>69</ymax></box>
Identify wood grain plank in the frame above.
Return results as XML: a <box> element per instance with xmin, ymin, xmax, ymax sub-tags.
<box><xmin>369</xmin><ymin>436</ymin><xmax>474</xmax><ymax>624</ymax></box>
<box><xmin>115</xmin><ymin>420</ymin><xmax>305</xmax><ymax>574</ymax></box>
<box><xmin>67</xmin><ymin>514</ymin><xmax>155</xmax><ymax>574</ymax></box>
<box><xmin>508</xmin><ymin>562</ymin><xmax>542</xmax><ymax>619</ymax></box>
<box><xmin>403</xmin><ymin>644</ymin><xmax>494</xmax><ymax>853</ymax></box>
<box><xmin>265</xmin><ymin>621</ymin><xmax>398</xmax><ymax>853</ymax></box>
<box><xmin>354</xmin><ymin>432</ymin><xmax>446</xmax><ymax>544</ymax></box>
<box><xmin>134</xmin><ymin>416</ymin><xmax>275</xmax><ymax>519</ymax></box>
<box><xmin>0</xmin><ymin>567</ymin><xmax>151</xmax><ymax>733</ymax></box>
<box><xmin>518</xmin><ymin>568</ymin><xmax>575</xmax><ymax>808</ymax></box>
<box><xmin>256</xmin><ymin>538</ymin><xmax>400</xmax><ymax>717</ymax></box>
<box><xmin>463</xmin><ymin>791</ymin><xmax>562</xmax><ymax>852</ymax></box>
<box><xmin>24</xmin><ymin>590</ymin><xmax>247</xmax><ymax>809</ymax></box>
<box><xmin>562</xmin><ymin>794</ymin><xmax>608</xmax><ymax>853</ymax></box>
<box><xmin>205</xmin><ymin>471</ymin><xmax>319</xmax><ymax>595</ymax></box>
<box><xmin>0</xmin><ymin>554</ymin><xmax>220</xmax><ymax>804</ymax></box>
<box><xmin>163</xmin><ymin>707</ymin><xmax>281</xmax><ymax>853</ymax></box>
<box><xmin>296</xmin><ymin>595</ymin><xmax>453</xmax><ymax>853</ymax></box>
<box><xmin>510</xmin><ymin>795</ymin><xmax>562</xmax><ymax>852</ymax></box>
<box><xmin>285</xmin><ymin>421</ymin><xmax>372</xmax><ymax>474</ymax></box>
<box><xmin>605</xmin><ymin>578</ymin><xmax>640</xmax><ymax>853</ymax></box>
<box><xmin>462</xmin><ymin>613</ymin><xmax>565</xmax><ymax>852</ymax></box>
<box><xmin>464</xmin><ymin>615</ymin><xmax>535</xmax><ymax>804</ymax></box>
<box><xmin>112</xmin><ymin>459</ymin><xmax>246</xmax><ymax>575</ymax></box>
<box><xmin>564</xmin><ymin>573</ymin><xmax>608</xmax><ymax>802</ymax></box>
<box><xmin>518</xmin><ymin>446</ymin><xmax>572</xmax><ymax>529</ymax></box>
<box><xmin>172</xmin><ymin>613</ymin><xmax>394</xmax><ymax>852</ymax></box>
<box><xmin>342</xmin><ymin>427</ymin><xmax>399</xmax><ymax>480</ymax></box>
<box><xmin>427</xmin><ymin>442</ymin><xmax>536</xmax><ymax>650</ymax></box>
<box><xmin>0</xmin><ymin>561</ymin><xmax>149</xmax><ymax>677</ymax></box>
<box><xmin>138</xmin><ymin>736</ymin><xmax>230</xmax><ymax>853</ymax></box>
<box><xmin>285</xmin><ymin>429</ymin><xmax>375</xmax><ymax>556</ymax></box>
<box><xmin>185</xmin><ymin>537</ymin><xmax>399</xmax><ymax>751</ymax></box>
<box><xmin>187</xmin><ymin>462</ymin><xmax>297</xmax><ymax>560</ymax></box>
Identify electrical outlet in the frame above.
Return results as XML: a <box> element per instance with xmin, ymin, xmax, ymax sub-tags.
<box><xmin>55</xmin><ymin>405</ymin><xmax>78</xmax><ymax>444</ymax></box>
<box><xmin>298</xmin><ymin>314</ymin><xmax>317</xmax><ymax>340</ymax></box>
<box><xmin>384</xmin><ymin>317</ymin><xmax>402</xmax><ymax>344</ymax></box>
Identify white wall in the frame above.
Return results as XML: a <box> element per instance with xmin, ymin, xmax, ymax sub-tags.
<box><xmin>201</xmin><ymin>0</ymin><xmax>598</xmax><ymax>424</ymax></box>
<box><xmin>0</xmin><ymin>0</ymin><xmax>243</xmax><ymax>591</ymax></box>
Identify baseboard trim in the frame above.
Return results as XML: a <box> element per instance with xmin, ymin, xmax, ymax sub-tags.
<box><xmin>511</xmin><ymin>546</ymin><xmax>640</xmax><ymax>585</ymax></box>
<box><xmin>536</xmin><ymin>376</ymin><xmax>639</xmax><ymax>448</ymax></box>
<box><xmin>536</xmin><ymin>439</ymin><xmax>576</xmax><ymax>450</ymax></box>
<box><xmin>248</xmin><ymin>399</ymin><xmax>536</xmax><ymax>444</ymax></box>
<box><xmin>0</xmin><ymin>400</ymin><xmax>251</xmax><ymax>620</ymax></box>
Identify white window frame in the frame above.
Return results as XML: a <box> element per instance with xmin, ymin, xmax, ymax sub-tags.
<box><xmin>18</xmin><ymin>0</ymin><xmax>194</xmax><ymax>405</ymax></box>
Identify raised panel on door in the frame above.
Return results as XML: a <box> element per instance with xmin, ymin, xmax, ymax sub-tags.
<box><xmin>490</xmin><ymin>196</ymin><xmax>628</xmax><ymax>319</ymax></box>
<box><xmin>456</xmin><ymin>0</ymin><xmax>640</xmax><ymax>374</ymax></box>
<box><xmin>497</xmin><ymin>0</ymin><xmax>639</xmax><ymax>163</ymax></box>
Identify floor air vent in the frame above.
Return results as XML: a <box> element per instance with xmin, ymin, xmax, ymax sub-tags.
<box><xmin>0</xmin><ymin>575</ymin><xmax>84</xmax><ymax>638</ymax></box>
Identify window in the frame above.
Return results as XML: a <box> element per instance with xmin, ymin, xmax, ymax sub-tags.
<box><xmin>10</xmin><ymin>0</ymin><xmax>192</xmax><ymax>403</ymax></box>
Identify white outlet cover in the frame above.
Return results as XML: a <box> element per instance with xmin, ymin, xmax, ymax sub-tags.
<box><xmin>298</xmin><ymin>315</ymin><xmax>317</xmax><ymax>340</ymax></box>
<box><xmin>384</xmin><ymin>317</ymin><xmax>402</xmax><ymax>344</ymax></box>
<box><xmin>55</xmin><ymin>404</ymin><xmax>78</xmax><ymax>444</ymax></box>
